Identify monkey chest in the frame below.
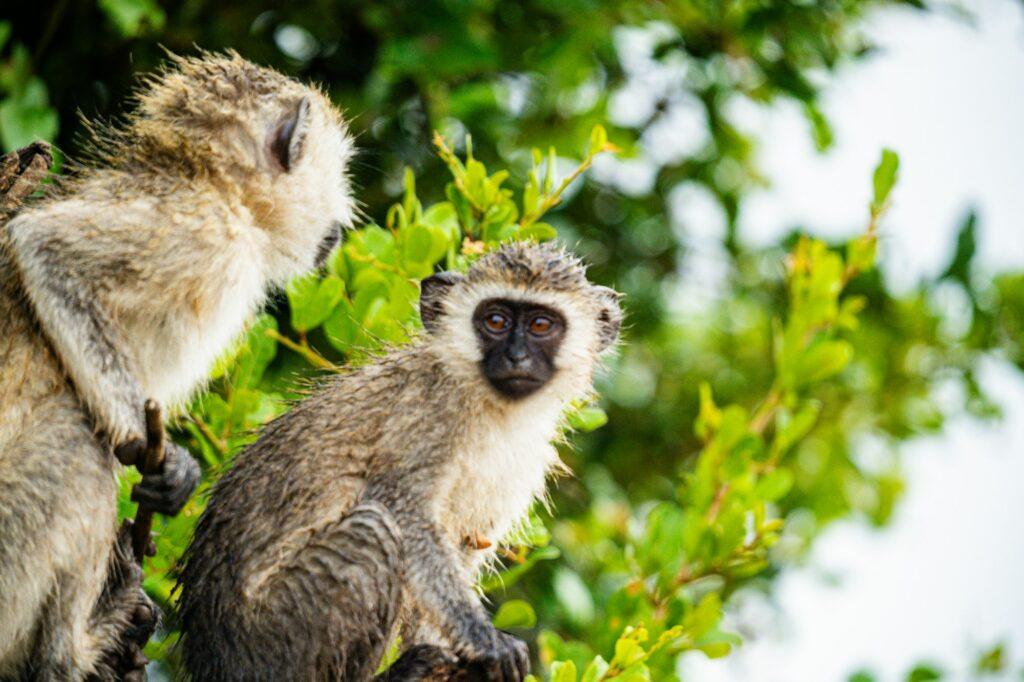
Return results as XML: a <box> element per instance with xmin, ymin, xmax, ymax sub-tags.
<box><xmin>438</xmin><ymin>433</ymin><xmax>557</xmax><ymax>550</ymax></box>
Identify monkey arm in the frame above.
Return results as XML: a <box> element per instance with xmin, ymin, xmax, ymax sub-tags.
<box><xmin>6</xmin><ymin>214</ymin><xmax>200</xmax><ymax>514</ymax></box>
<box><xmin>363</xmin><ymin>476</ymin><xmax>493</xmax><ymax>649</ymax></box>
<box><xmin>364</xmin><ymin>475</ymin><xmax>529</xmax><ymax>680</ymax></box>
<box><xmin>5</xmin><ymin>215</ymin><xmax>148</xmax><ymax>449</ymax></box>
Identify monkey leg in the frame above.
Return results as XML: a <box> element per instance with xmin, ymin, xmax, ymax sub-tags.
<box><xmin>88</xmin><ymin>521</ymin><xmax>159</xmax><ymax>682</ymax></box>
<box><xmin>0</xmin><ymin>397</ymin><xmax>134</xmax><ymax>681</ymax></box>
<box><xmin>234</xmin><ymin>502</ymin><xmax>408</xmax><ymax>681</ymax></box>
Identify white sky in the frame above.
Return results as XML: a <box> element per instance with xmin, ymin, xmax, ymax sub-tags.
<box><xmin>682</xmin><ymin>1</ymin><xmax>1024</xmax><ymax>680</ymax></box>
<box><xmin>738</xmin><ymin>0</ymin><xmax>1024</xmax><ymax>289</ymax></box>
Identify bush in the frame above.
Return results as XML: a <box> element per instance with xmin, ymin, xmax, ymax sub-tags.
<box><xmin>5</xmin><ymin>2</ymin><xmax>1023</xmax><ymax>678</ymax></box>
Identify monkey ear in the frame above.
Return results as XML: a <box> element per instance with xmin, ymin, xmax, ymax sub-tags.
<box><xmin>594</xmin><ymin>286</ymin><xmax>623</xmax><ymax>352</ymax></box>
<box><xmin>420</xmin><ymin>271</ymin><xmax>464</xmax><ymax>333</ymax></box>
<box><xmin>270</xmin><ymin>96</ymin><xmax>312</xmax><ymax>172</ymax></box>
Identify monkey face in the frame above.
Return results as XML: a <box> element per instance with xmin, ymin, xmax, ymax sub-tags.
<box><xmin>473</xmin><ymin>298</ymin><xmax>566</xmax><ymax>399</ymax></box>
<box><xmin>257</xmin><ymin>94</ymin><xmax>355</xmax><ymax>284</ymax></box>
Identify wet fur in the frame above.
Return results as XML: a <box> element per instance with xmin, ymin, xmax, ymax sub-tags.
<box><xmin>177</xmin><ymin>243</ymin><xmax>622</xmax><ymax>681</ymax></box>
<box><xmin>0</xmin><ymin>52</ymin><xmax>354</xmax><ymax>679</ymax></box>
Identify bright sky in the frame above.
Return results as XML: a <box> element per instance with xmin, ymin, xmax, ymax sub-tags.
<box><xmin>682</xmin><ymin>1</ymin><xmax>1024</xmax><ymax>680</ymax></box>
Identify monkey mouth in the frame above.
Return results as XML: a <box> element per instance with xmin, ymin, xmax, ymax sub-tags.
<box><xmin>487</xmin><ymin>373</ymin><xmax>546</xmax><ymax>399</ymax></box>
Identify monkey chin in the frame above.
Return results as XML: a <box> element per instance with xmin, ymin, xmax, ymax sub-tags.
<box><xmin>486</xmin><ymin>373</ymin><xmax>549</xmax><ymax>400</ymax></box>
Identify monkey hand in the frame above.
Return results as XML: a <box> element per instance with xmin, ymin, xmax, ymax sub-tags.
<box><xmin>459</xmin><ymin>629</ymin><xmax>529</xmax><ymax>682</ymax></box>
<box><xmin>115</xmin><ymin>599</ymin><xmax>157</xmax><ymax>682</ymax></box>
<box><xmin>108</xmin><ymin>520</ymin><xmax>160</xmax><ymax>681</ymax></box>
<box><xmin>377</xmin><ymin>644</ymin><xmax>461</xmax><ymax>681</ymax></box>
<box><xmin>129</xmin><ymin>442</ymin><xmax>200</xmax><ymax>516</ymax></box>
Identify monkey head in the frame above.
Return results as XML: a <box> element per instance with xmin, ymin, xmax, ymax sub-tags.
<box><xmin>110</xmin><ymin>51</ymin><xmax>356</xmax><ymax>284</ymax></box>
<box><xmin>420</xmin><ymin>242</ymin><xmax>622</xmax><ymax>403</ymax></box>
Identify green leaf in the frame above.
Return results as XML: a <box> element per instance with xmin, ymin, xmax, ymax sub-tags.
<box><xmin>229</xmin><ymin>315</ymin><xmax>279</xmax><ymax>389</ymax></box>
<box><xmin>772</xmin><ymin>401</ymin><xmax>821</xmax><ymax>456</ymax></box>
<box><xmin>376</xmin><ymin>637</ymin><xmax>404</xmax><ymax>675</ymax></box>
<box><xmin>98</xmin><ymin>0</ymin><xmax>166</xmax><ymax>36</ymax></box>
<box><xmin>517</xmin><ymin>222</ymin><xmax>558</xmax><ymax>243</ymax></box>
<box><xmin>614</xmin><ymin>666</ymin><xmax>651</xmax><ymax>682</ymax></box>
<box><xmin>694</xmin><ymin>382</ymin><xmax>720</xmax><ymax>441</ymax></box>
<box><xmin>697</xmin><ymin>641</ymin><xmax>732</xmax><ymax>659</ymax></box>
<box><xmin>0</xmin><ymin>79</ymin><xmax>58</xmax><ymax>150</ymax></box>
<box><xmin>846</xmin><ymin>234</ymin><xmax>877</xmax><ymax>274</ymax></box>
<box><xmin>492</xmin><ymin>599</ymin><xmax>537</xmax><ymax>629</ymax></box>
<box><xmin>567</xmin><ymin>406</ymin><xmax>608</xmax><ymax>432</ymax></box>
<box><xmin>906</xmin><ymin>664</ymin><xmax>943</xmax><ymax>681</ymax></box>
<box><xmin>797</xmin><ymin>340</ymin><xmax>853</xmax><ymax>385</ymax></box>
<box><xmin>553</xmin><ymin>569</ymin><xmax>595</xmax><ymax>626</ymax></box>
<box><xmin>545</xmin><ymin>146</ymin><xmax>556</xmax><ymax>194</ymax></box>
<box><xmin>421</xmin><ymin>202</ymin><xmax>461</xmax><ymax>243</ymax></box>
<box><xmin>326</xmin><ymin>246</ymin><xmax>349</xmax><ymax>281</ymax></box>
<box><xmin>610</xmin><ymin>629</ymin><xmax>648</xmax><ymax>669</ymax></box>
<box><xmin>755</xmin><ymin>468</ymin><xmax>794</xmax><ymax>501</ymax></box>
<box><xmin>287</xmin><ymin>273</ymin><xmax>346</xmax><ymax>332</ymax></box>
<box><xmin>550</xmin><ymin>661</ymin><xmax>578</xmax><ymax>682</ymax></box>
<box><xmin>940</xmin><ymin>210</ymin><xmax>977</xmax><ymax>286</ymax></box>
<box><xmin>714</xmin><ymin>405</ymin><xmax>750</xmax><ymax>451</ymax></box>
<box><xmin>400</xmin><ymin>224</ymin><xmax>436</xmax><ymax>277</ymax></box>
<box><xmin>588</xmin><ymin>124</ymin><xmax>608</xmax><ymax>154</ymax></box>
<box><xmin>518</xmin><ymin>510</ymin><xmax>552</xmax><ymax>547</ymax></box>
<box><xmin>322</xmin><ymin>300</ymin><xmax>358</xmax><ymax>353</ymax></box>
<box><xmin>353</xmin><ymin>281</ymin><xmax>390</xmax><ymax>322</ymax></box>
<box><xmin>523</xmin><ymin>173</ymin><xmax>541</xmax><ymax>218</ymax></box>
<box><xmin>683</xmin><ymin>594</ymin><xmax>722</xmax><ymax>639</ymax></box>
<box><xmin>871</xmin><ymin>148</ymin><xmax>899</xmax><ymax>212</ymax></box>
<box><xmin>974</xmin><ymin>643</ymin><xmax>1005</xmax><ymax>673</ymax></box>
<box><xmin>359</xmin><ymin>225</ymin><xmax>397</xmax><ymax>261</ymax></box>
<box><xmin>804</xmin><ymin>102</ymin><xmax>833</xmax><ymax>152</ymax></box>
<box><xmin>580</xmin><ymin>657</ymin><xmax>610</xmax><ymax>682</ymax></box>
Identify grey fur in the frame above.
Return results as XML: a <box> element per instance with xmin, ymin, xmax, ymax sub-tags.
<box><xmin>176</xmin><ymin>242</ymin><xmax>623</xmax><ymax>681</ymax></box>
<box><xmin>0</xmin><ymin>52</ymin><xmax>355</xmax><ymax>680</ymax></box>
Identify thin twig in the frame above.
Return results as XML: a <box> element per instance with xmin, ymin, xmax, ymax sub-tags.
<box><xmin>189</xmin><ymin>414</ymin><xmax>228</xmax><ymax>456</ymax></box>
<box><xmin>265</xmin><ymin>328</ymin><xmax>338</xmax><ymax>371</ymax></box>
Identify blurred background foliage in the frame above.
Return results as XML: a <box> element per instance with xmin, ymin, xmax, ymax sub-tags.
<box><xmin>3</xmin><ymin>0</ymin><xmax>1024</xmax><ymax>679</ymax></box>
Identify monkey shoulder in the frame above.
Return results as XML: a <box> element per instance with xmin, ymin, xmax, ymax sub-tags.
<box><xmin>0</xmin><ymin>250</ymin><xmax>71</xmax><ymax>409</ymax></box>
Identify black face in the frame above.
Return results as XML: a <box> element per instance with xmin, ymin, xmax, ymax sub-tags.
<box><xmin>474</xmin><ymin>298</ymin><xmax>566</xmax><ymax>399</ymax></box>
<box><xmin>314</xmin><ymin>221</ymin><xmax>342</xmax><ymax>267</ymax></box>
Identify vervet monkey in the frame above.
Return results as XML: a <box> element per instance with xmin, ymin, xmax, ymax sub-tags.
<box><xmin>0</xmin><ymin>51</ymin><xmax>355</xmax><ymax>680</ymax></box>
<box><xmin>177</xmin><ymin>242</ymin><xmax>623</xmax><ymax>681</ymax></box>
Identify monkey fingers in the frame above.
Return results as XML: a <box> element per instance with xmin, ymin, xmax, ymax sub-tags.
<box><xmin>117</xmin><ymin>641</ymin><xmax>150</xmax><ymax>682</ymax></box>
<box><xmin>114</xmin><ymin>437</ymin><xmax>146</xmax><ymax>467</ymax></box>
<box><xmin>104</xmin><ymin>522</ymin><xmax>159</xmax><ymax>679</ymax></box>
<box><xmin>113</xmin><ymin>521</ymin><xmax>161</xmax><ymax>641</ymax></box>
<box><xmin>462</xmin><ymin>630</ymin><xmax>529</xmax><ymax>682</ymax></box>
<box><xmin>123</xmin><ymin>600</ymin><xmax>158</xmax><ymax>648</ymax></box>
<box><xmin>130</xmin><ymin>443</ymin><xmax>200</xmax><ymax>515</ymax></box>
<box><xmin>377</xmin><ymin>644</ymin><xmax>460</xmax><ymax>681</ymax></box>
<box><xmin>499</xmin><ymin>631</ymin><xmax>530</xmax><ymax>682</ymax></box>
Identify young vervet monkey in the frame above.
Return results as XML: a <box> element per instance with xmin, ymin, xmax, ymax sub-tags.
<box><xmin>0</xmin><ymin>51</ymin><xmax>355</xmax><ymax>680</ymax></box>
<box><xmin>177</xmin><ymin>242</ymin><xmax>623</xmax><ymax>681</ymax></box>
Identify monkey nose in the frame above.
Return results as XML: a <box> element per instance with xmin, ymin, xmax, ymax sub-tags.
<box><xmin>505</xmin><ymin>339</ymin><xmax>530</xmax><ymax>364</ymax></box>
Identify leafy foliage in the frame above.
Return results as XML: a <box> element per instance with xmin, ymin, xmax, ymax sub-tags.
<box><xmin>6</xmin><ymin>1</ymin><xmax>1024</xmax><ymax>678</ymax></box>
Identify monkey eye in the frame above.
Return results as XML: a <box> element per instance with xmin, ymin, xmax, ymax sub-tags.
<box><xmin>483</xmin><ymin>312</ymin><xmax>511</xmax><ymax>334</ymax></box>
<box><xmin>529</xmin><ymin>315</ymin><xmax>555</xmax><ymax>336</ymax></box>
